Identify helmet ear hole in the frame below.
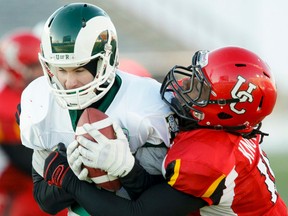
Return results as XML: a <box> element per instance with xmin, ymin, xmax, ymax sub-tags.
<box><xmin>257</xmin><ymin>96</ymin><xmax>264</xmax><ymax>111</ymax></box>
<box><xmin>263</xmin><ymin>71</ymin><xmax>270</xmax><ymax>78</ymax></box>
<box><xmin>235</xmin><ymin>63</ymin><xmax>246</xmax><ymax>67</ymax></box>
<box><xmin>218</xmin><ymin>112</ymin><xmax>232</xmax><ymax>119</ymax></box>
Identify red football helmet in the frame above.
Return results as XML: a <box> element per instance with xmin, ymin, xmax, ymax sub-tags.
<box><xmin>0</xmin><ymin>29</ymin><xmax>42</xmax><ymax>89</ymax></box>
<box><xmin>119</xmin><ymin>58</ymin><xmax>152</xmax><ymax>77</ymax></box>
<box><xmin>161</xmin><ymin>46</ymin><xmax>277</xmax><ymax>133</ymax></box>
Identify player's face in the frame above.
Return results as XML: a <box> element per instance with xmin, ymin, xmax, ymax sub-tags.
<box><xmin>55</xmin><ymin>67</ymin><xmax>94</xmax><ymax>90</ymax></box>
<box><xmin>182</xmin><ymin>77</ymin><xmax>210</xmax><ymax>104</ymax></box>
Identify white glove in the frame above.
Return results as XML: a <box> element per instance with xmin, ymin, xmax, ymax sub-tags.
<box><xmin>77</xmin><ymin>122</ymin><xmax>135</xmax><ymax>177</ymax></box>
<box><xmin>67</xmin><ymin>140</ymin><xmax>91</xmax><ymax>182</ymax></box>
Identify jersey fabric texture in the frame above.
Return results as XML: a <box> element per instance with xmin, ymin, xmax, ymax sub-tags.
<box><xmin>163</xmin><ymin>129</ymin><xmax>287</xmax><ymax>216</ymax></box>
<box><xmin>19</xmin><ymin>70</ymin><xmax>175</xmax><ymax>215</ymax></box>
<box><xmin>0</xmin><ymin>86</ymin><xmax>21</xmax><ymax>144</ymax></box>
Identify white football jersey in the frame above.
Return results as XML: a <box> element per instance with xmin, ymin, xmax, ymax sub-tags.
<box><xmin>20</xmin><ymin>70</ymin><xmax>176</xmax><ymax>175</ymax></box>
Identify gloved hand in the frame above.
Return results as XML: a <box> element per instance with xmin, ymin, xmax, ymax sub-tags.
<box><xmin>67</xmin><ymin>140</ymin><xmax>91</xmax><ymax>182</ymax></box>
<box><xmin>77</xmin><ymin>122</ymin><xmax>135</xmax><ymax>177</ymax></box>
<box><xmin>43</xmin><ymin>143</ymin><xmax>73</xmax><ymax>188</ymax></box>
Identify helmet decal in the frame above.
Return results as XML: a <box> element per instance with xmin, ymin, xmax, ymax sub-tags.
<box><xmin>48</xmin><ymin>3</ymin><xmax>108</xmax><ymax>54</ymax></box>
<box><xmin>230</xmin><ymin>75</ymin><xmax>257</xmax><ymax>114</ymax></box>
<box><xmin>161</xmin><ymin>46</ymin><xmax>277</xmax><ymax>132</ymax></box>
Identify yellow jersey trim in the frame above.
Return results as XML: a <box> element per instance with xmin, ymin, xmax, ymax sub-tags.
<box><xmin>202</xmin><ymin>174</ymin><xmax>226</xmax><ymax>197</ymax></box>
<box><xmin>168</xmin><ymin>159</ymin><xmax>181</xmax><ymax>186</ymax></box>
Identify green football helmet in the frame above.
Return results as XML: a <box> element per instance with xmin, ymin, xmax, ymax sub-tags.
<box><xmin>39</xmin><ymin>3</ymin><xmax>119</xmax><ymax>109</ymax></box>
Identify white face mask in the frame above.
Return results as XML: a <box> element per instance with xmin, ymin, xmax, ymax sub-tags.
<box><xmin>39</xmin><ymin>53</ymin><xmax>116</xmax><ymax>110</ymax></box>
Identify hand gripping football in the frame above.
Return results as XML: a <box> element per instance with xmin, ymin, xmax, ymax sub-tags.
<box><xmin>75</xmin><ymin>107</ymin><xmax>121</xmax><ymax>191</ymax></box>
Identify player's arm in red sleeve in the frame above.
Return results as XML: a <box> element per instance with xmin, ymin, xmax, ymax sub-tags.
<box><xmin>165</xmin><ymin>158</ymin><xmax>227</xmax><ymax>206</ymax></box>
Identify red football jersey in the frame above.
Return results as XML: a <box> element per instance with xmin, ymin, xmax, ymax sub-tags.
<box><xmin>0</xmin><ymin>86</ymin><xmax>21</xmax><ymax>144</ymax></box>
<box><xmin>164</xmin><ymin>129</ymin><xmax>287</xmax><ymax>215</ymax></box>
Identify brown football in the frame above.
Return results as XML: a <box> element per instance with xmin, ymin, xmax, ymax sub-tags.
<box><xmin>75</xmin><ymin>107</ymin><xmax>121</xmax><ymax>191</ymax></box>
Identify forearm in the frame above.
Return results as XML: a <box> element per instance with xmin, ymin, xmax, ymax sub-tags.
<box><xmin>64</xmin><ymin>173</ymin><xmax>206</xmax><ymax>216</ymax></box>
<box><xmin>120</xmin><ymin>160</ymin><xmax>164</xmax><ymax>199</ymax></box>
<box><xmin>42</xmin><ymin>144</ymin><xmax>206</xmax><ymax>215</ymax></box>
<box><xmin>32</xmin><ymin>168</ymin><xmax>75</xmax><ymax>214</ymax></box>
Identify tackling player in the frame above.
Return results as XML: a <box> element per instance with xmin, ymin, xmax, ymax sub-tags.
<box><xmin>18</xmin><ymin>3</ymin><xmax>177</xmax><ymax>215</ymax></box>
<box><xmin>44</xmin><ymin>46</ymin><xmax>287</xmax><ymax>215</ymax></box>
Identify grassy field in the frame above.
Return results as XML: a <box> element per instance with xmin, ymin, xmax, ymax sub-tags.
<box><xmin>268</xmin><ymin>152</ymin><xmax>288</xmax><ymax>205</ymax></box>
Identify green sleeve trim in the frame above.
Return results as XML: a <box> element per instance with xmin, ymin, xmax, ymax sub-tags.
<box><xmin>70</xmin><ymin>203</ymin><xmax>90</xmax><ymax>215</ymax></box>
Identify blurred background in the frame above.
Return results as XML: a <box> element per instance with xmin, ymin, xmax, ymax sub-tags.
<box><xmin>1</xmin><ymin>0</ymin><xmax>287</xmax><ymax>204</ymax></box>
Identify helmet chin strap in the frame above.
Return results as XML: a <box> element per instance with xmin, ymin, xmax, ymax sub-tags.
<box><xmin>171</xmin><ymin>98</ymin><xmax>193</xmax><ymax>120</ymax></box>
<box><xmin>240</xmin><ymin>122</ymin><xmax>269</xmax><ymax>143</ymax></box>
<box><xmin>170</xmin><ymin>98</ymin><xmax>200</xmax><ymax>131</ymax></box>
<box><xmin>203</xmin><ymin>123</ymin><xmax>269</xmax><ymax>143</ymax></box>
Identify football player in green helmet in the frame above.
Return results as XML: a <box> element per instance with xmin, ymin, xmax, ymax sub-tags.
<box><xmin>19</xmin><ymin>3</ymin><xmax>177</xmax><ymax>215</ymax></box>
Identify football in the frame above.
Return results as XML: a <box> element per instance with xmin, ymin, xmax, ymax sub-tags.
<box><xmin>75</xmin><ymin>107</ymin><xmax>121</xmax><ymax>191</ymax></box>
